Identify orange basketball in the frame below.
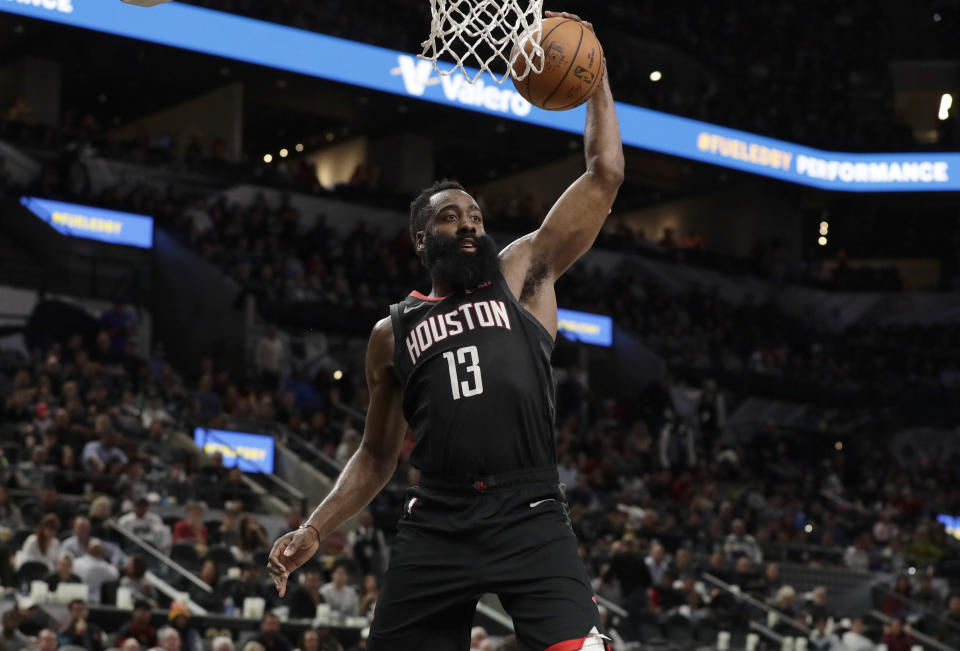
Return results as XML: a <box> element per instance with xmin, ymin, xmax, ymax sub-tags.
<box><xmin>510</xmin><ymin>17</ymin><xmax>605</xmax><ymax>111</ymax></box>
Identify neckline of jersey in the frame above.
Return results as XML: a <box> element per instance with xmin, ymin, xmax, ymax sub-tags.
<box><xmin>409</xmin><ymin>290</ymin><xmax>451</xmax><ymax>302</ymax></box>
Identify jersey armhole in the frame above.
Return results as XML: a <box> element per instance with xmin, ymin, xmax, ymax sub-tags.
<box><xmin>494</xmin><ymin>271</ymin><xmax>557</xmax><ymax>350</ymax></box>
<box><xmin>387</xmin><ymin>303</ymin><xmax>406</xmax><ymax>387</ymax></box>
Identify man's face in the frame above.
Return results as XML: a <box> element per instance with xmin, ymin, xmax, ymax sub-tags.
<box><xmin>332</xmin><ymin>567</ymin><xmax>348</xmax><ymax>587</ymax></box>
<box><xmin>69</xmin><ymin>602</ymin><xmax>86</xmax><ymax>621</ymax></box>
<box><xmin>419</xmin><ymin>190</ymin><xmax>499</xmax><ymax>291</ymax></box>
<box><xmin>132</xmin><ymin>607</ymin><xmax>149</xmax><ymax>626</ymax></box>
<box><xmin>261</xmin><ymin>615</ymin><xmax>279</xmax><ymax>635</ymax></box>
<box><xmin>58</xmin><ymin>556</ymin><xmax>73</xmax><ymax>575</ymax></box>
<box><xmin>161</xmin><ymin>631</ymin><xmax>180</xmax><ymax>651</ymax></box>
<box><xmin>74</xmin><ymin>518</ymin><xmax>90</xmax><ymax>539</ymax></box>
<box><xmin>38</xmin><ymin>630</ymin><xmax>57</xmax><ymax>651</ymax></box>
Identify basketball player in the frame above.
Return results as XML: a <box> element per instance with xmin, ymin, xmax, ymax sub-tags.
<box><xmin>268</xmin><ymin>11</ymin><xmax>623</xmax><ymax>650</ymax></box>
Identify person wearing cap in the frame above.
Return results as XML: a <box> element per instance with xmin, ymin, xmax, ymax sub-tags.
<box><xmin>118</xmin><ymin>497</ymin><xmax>171</xmax><ymax>554</ymax></box>
<box><xmin>45</xmin><ymin>551</ymin><xmax>81</xmax><ymax>591</ymax></box>
<box><xmin>115</xmin><ymin>600</ymin><xmax>157</xmax><ymax>648</ymax></box>
<box><xmin>167</xmin><ymin>602</ymin><xmax>202</xmax><ymax>651</ymax></box>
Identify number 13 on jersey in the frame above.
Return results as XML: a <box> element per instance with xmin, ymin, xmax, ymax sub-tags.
<box><xmin>442</xmin><ymin>345</ymin><xmax>484</xmax><ymax>400</ymax></box>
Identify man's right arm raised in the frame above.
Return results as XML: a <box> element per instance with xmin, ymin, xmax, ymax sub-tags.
<box><xmin>267</xmin><ymin>316</ymin><xmax>406</xmax><ymax>597</ymax></box>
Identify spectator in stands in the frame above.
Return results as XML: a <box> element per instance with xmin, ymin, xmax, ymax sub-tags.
<box><xmin>0</xmin><ymin>609</ymin><xmax>30</xmax><ymax>651</ymax></box>
<box><xmin>913</xmin><ymin>571</ymin><xmax>941</xmax><ymax>611</ymax></box>
<box><xmin>36</xmin><ymin>629</ymin><xmax>58</xmax><ymax>651</ymax></box>
<box><xmin>255</xmin><ymin>324</ymin><xmax>285</xmax><ymax>391</ymax></box>
<box><xmin>873</xmin><ymin>509</ymin><xmax>899</xmax><ymax>544</ymax></box>
<box><xmin>0</xmin><ymin>486</ymin><xmax>23</xmax><ymax>532</ymax></box>
<box><xmin>167</xmin><ymin>603</ymin><xmax>201</xmax><ymax>651</ymax></box>
<box><xmin>320</xmin><ymin>563</ymin><xmax>359</xmax><ymax>617</ymax></box>
<box><xmin>844</xmin><ymin>532</ymin><xmax>872</xmax><ymax>573</ymax></box>
<box><xmin>117</xmin><ymin>497</ymin><xmax>172</xmax><ymax>554</ymax></box>
<box><xmin>121</xmin><ymin>555</ymin><xmax>159</xmax><ymax>607</ymax></box>
<box><xmin>218</xmin><ymin>468</ymin><xmax>258</xmax><ymax>511</ymax></box>
<box><xmin>116</xmin><ymin>600</ymin><xmax>157</xmax><ymax>648</ymax></box>
<box><xmin>287</xmin><ymin>568</ymin><xmax>326</xmax><ymax>619</ymax></box>
<box><xmin>841</xmin><ymin>617</ymin><xmax>874</xmax><ymax>651</ymax></box>
<box><xmin>231</xmin><ymin>562</ymin><xmax>275</xmax><ymax>609</ymax></box>
<box><xmin>882</xmin><ymin>575</ymin><xmax>912</xmax><ymax>617</ymax></box>
<box><xmin>724</xmin><ymin>519</ymin><xmax>762</xmax><ymax>563</ymax></box>
<box><xmin>121</xmin><ymin>642</ymin><xmax>140</xmax><ymax>651</ymax></box>
<box><xmin>173</xmin><ymin>502</ymin><xmax>208</xmax><ymax>556</ymax></box>
<box><xmin>45</xmin><ymin>552</ymin><xmax>81</xmax><ymax>590</ymax></box>
<box><xmin>299</xmin><ymin>628</ymin><xmax>343</xmax><ymax>651</ymax></box>
<box><xmin>649</xmin><ymin>570</ymin><xmax>683</xmax><ymax>614</ymax></box>
<box><xmin>705</xmin><ymin>550</ymin><xmax>730</xmax><ymax>584</ymax></box>
<box><xmin>88</xmin><ymin>496</ymin><xmax>114</xmax><ymax>539</ymax></box>
<box><xmin>644</xmin><ymin>542</ymin><xmax>669</xmax><ymax>586</ymax></box>
<box><xmin>18</xmin><ymin>513</ymin><xmax>61</xmax><ymax>571</ymax></box>
<box><xmin>236</xmin><ymin>516</ymin><xmax>270</xmax><ymax>562</ymax></box>
<box><xmin>73</xmin><ymin>539</ymin><xmax>120</xmax><ymax>604</ymax></box>
<box><xmin>774</xmin><ymin>585</ymin><xmax>800</xmax><ymax>620</ymax></box>
<box><xmin>760</xmin><ymin>562</ymin><xmax>782</xmax><ymax>599</ymax></box>
<box><xmin>807</xmin><ymin>586</ymin><xmax>830</xmax><ymax>624</ymax></box>
<box><xmin>346</xmin><ymin>510</ymin><xmax>388</xmax><ymax>578</ymax></box>
<box><xmin>58</xmin><ymin>600</ymin><xmax>104</xmax><ymax>651</ymax></box>
<box><xmin>731</xmin><ymin>557</ymin><xmax>762</xmax><ymax>596</ymax></box>
<box><xmin>157</xmin><ymin>627</ymin><xmax>181</xmax><ymax>651</ymax></box>
<box><xmin>358</xmin><ymin>575</ymin><xmax>378</xmax><ymax>618</ymax></box>
<box><xmin>62</xmin><ymin>516</ymin><xmax>124</xmax><ymax>568</ymax></box>
<box><xmin>808</xmin><ymin>615</ymin><xmax>840</xmax><ymax>651</ymax></box>
<box><xmin>210</xmin><ymin>504</ymin><xmax>241</xmax><ymax>547</ymax></box>
<box><xmin>82</xmin><ymin>426</ymin><xmax>128</xmax><ymax>475</ymax></box>
<box><xmin>881</xmin><ymin>617</ymin><xmax>916</xmax><ymax>651</ymax></box>
<box><xmin>188</xmin><ymin>560</ymin><xmax>221</xmax><ymax>612</ymax></box>
<box><xmin>249</xmin><ymin>613</ymin><xmax>292</xmax><ymax>651</ymax></box>
<box><xmin>22</xmin><ymin>486</ymin><xmax>70</xmax><ymax>528</ymax></box>
<box><xmin>55</xmin><ymin>446</ymin><xmax>86</xmax><ymax>495</ymax></box>
<box><xmin>212</xmin><ymin>637</ymin><xmax>234</xmax><ymax>651</ymax></box>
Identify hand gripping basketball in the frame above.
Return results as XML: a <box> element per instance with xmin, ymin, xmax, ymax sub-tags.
<box><xmin>266</xmin><ymin>526</ymin><xmax>320</xmax><ymax>598</ymax></box>
<box><xmin>511</xmin><ymin>10</ymin><xmax>606</xmax><ymax>111</ymax></box>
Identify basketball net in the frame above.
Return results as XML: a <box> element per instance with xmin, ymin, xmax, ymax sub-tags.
<box><xmin>419</xmin><ymin>0</ymin><xmax>544</xmax><ymax>84</ymax></box>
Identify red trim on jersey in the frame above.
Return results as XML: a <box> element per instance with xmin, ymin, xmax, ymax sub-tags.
<box><xmin>409</xmin><ymin>290</ymin><xmax>451</xmax><ymax>302</ymax></box>
<box><xmin>545</xmin><ymin>638</ymin><xmax>587</xmax><ymax>651</ymax></box>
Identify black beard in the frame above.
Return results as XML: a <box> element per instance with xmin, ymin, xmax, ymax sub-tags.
<box><xmin>423</xmin><ymin>231</ymin><xmax>499</xmax><ymax>291</ymax></box>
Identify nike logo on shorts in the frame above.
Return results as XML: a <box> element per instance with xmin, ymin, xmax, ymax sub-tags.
<box><xmin>529</xmin><ymin>499</ymin><xmax>555</xmax><ymax>508</ymax></box>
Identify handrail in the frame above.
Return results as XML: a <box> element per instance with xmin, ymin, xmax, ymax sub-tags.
<box><xmin>144</xmin><ymin>569</ymin><xmax>208</xmax><ymax>616</ymax></box>
<box><xmin>702</xmin><ymin>573</ymin><xmax>811</xmax><ymax>636</ymax></box>
<box><xmin>595</xmin><ymin>594</ymin><xmax>628</xmax><ymax>618</ymax></box>
<box><xmin>107</xmin><ymin>521</ymin><xmax>213</xmax><ymax>594</ymax></box>
<box><xmin>749</xmin><ymin>620</ymin><xmax>785</xmax><ymax>644</ymax></box>
<box><xmin>476</xmin><ymin>601</ymin><xmax>514</xmax><ymax>633</ymax></box>
<box><xmin>869</xmin><ymin>609</ymin><xmax>955</xmax><ymax>651</ymax></box>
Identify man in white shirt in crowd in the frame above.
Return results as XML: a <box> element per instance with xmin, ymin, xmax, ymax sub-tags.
<box><xmin>724</xmin><ymin>518</ymin><xmax>763</xmax><ymax>563</ymax></box>
<box><xmin>73</xmin><ymin>539</ymin><xmax>120</xmax><ymax>604</ymax></box>
<box><xmin>840</xmin><ymin>617</ymin><xmax>874</xmax><ymax>651</ymax></box>
<box><xmin>319</xmin><ymin>563</ymin><xmax>359</xmax><ymax>618</ymax></box>
<box><xmin>644</xmin><ymin>542</ymin><xmax>670</xmax><ymax>586</ymax></box>
<box><xmin>62</xmin><ymin>516</ymin><xmax>125</xmax><ymax>568</ymax></box>
<box><xmin>118</xmin><ymin>497</ymin><xmax>172</xmax><ymax>554</ymax></box>
<box><xmin>254</xmin><ymin>325</ymin><xmax>285</xmax><ymax>390</ymax></box>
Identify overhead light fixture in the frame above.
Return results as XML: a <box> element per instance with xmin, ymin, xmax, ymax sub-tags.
<box><xmin>263</xmin><ymin>154</ymin><xmax>273</xmax><ymax>163</ymax></box>
<box><xmin>295</xmin><ymin>143</ymin><xmax>304</xmax><ymax>152</ymax></box>
<box><xmin>649</xmin><ymin>70</ymin><xmax>662</xmax><ymax>82</ymax></box>
<box><xmin>818</xmin><ymin>236</ymin><xmax>827</xmax><ymax>246</ymax></box>
<box><xmin>939</xmin><ymin>93</ymin><xmax>953</xmax><ymax>121</ymax></box>
<box><xmin>279</xmin><ymin>148</ymin><xmax>289</xmax><ymax>158</ymax></box>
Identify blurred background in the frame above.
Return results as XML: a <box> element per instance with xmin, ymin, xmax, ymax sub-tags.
<box><xmin>0</xmin><ymin>1</ymin><xmax>959</xmax><ymax>650</ymax></box>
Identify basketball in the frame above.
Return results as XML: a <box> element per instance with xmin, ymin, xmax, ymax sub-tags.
<box><xmin>510</xmin><ymin>17</ymin><xmax>605</xmax><ymax>111</ymax></box>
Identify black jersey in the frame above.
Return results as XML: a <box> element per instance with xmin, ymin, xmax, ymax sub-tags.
<box><xmin>388</xmin><ymin>271</ymin><xmax>557</xmax><ymax>477</ymax></box>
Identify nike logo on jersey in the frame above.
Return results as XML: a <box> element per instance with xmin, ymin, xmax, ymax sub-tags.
<box><xmin>529</xmin><ymin>499</ymin><xmax>555</xmax><ymax>508</ymax></box>
<box><xmin>403</xmin><ymin>303</ymin><xmax>429</xmax><ymax>314</ymax></box>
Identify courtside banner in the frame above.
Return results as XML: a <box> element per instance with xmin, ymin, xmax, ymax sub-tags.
<box><xmin>193</xmin><ymin>427</ymin><xmax>275</xmax><ymax>474</ymax></box>
<box><xmin>557</xmin><ymin>308</ymin><xmax>613</xmax><ymax>347</ymax></box>
<box><xmin>5</xmin><ymin>1</ymin><xmax>960</xmax><ymax>191</ymax></box>
<box><xmin>21</xmin><ymin>196</ymin><xmax>154</xmax><ymax>248</ymax></box>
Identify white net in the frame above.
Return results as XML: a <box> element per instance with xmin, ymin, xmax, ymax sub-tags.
<box><xmin>419</xmin><ymin>0</ymin><xmax>544</xmax><ymax>84</ymax></box>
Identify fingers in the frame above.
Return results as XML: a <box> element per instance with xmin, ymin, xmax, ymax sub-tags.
<box><xmin>544</xmin><ymin>11</ymin><xmax>594</xmax><ymax>32</ymax></box>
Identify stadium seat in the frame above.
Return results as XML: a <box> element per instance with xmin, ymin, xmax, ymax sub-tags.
<box><xmin>16</xmin><ymin>560</ymin><xmax>50</xmax><ymax>583</ymax></box>
<box><xmin>170</xmin><ymin>542</ymin><xmax>201</xmax><ymax>570</ymax></box>
<box><xmin>100</xmin><ymin>579</ymin><xmax>119</xmax><ymax>606</ymax></box>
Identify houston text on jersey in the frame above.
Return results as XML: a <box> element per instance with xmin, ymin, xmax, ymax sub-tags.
<box><xmin>405</xmin><ymin>299</ymin><xmax>512</xmax><ymax>364</ymax></box>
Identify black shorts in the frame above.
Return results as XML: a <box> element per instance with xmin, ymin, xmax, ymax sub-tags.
<box><xmin>368</xmin><ymin>468</ymin><xmax>609</xmax><ymax>651</ymax></box>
